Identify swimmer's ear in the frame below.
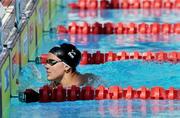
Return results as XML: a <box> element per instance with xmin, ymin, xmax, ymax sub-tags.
<box><xmin>64</xmin><ymin>65</ymin><xmax>71</xmax><ymax>73</ymax></box>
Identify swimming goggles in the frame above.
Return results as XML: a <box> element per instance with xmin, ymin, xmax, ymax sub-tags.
<box><xmin>46</xmin><ymin>59</ymin><xmax>71</xmax><ymax>68</ymax></box>
<box><xmin>46</xmin><ymin>59</ymin><xmax>62</xmax><ymax>66</ymax></box>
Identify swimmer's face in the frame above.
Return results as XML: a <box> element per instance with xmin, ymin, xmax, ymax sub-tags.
<box><xmin>45</xmin><ymin>53</ymin><xmax>65</xmax><ymax>81</ymax></box>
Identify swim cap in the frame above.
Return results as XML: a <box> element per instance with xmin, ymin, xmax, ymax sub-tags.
<box><xmin>49</xmin><ymin>43</ymin><xmax>81</xmax><ymax>69</ymax></box>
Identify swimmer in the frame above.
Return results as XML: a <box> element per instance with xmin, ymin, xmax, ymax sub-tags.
<box><xmin>45</xmin><ymin>43</ymin><xmax>100</xmax><ymax>89</ymax></box>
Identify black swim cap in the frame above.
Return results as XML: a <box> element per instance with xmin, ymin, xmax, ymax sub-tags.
<box><xmin>49</xmin><ymin>43</ymin><xmax>81</xmax><ymax>69</ymax></box>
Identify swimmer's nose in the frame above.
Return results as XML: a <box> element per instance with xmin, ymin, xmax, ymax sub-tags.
<box><xmin>45</xmin><ymin>64</ymin><xmax>50</xmax><ymax>70</ymax></box>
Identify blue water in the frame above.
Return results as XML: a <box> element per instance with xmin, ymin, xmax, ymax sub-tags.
<box><xmin>10</xmin><ymin>99</ymin><xmax>180</xmax><ymax>118</ymax></box>
<box><xmin>67</xmin><ymin>9</ymin><xmax>180</xmax><ymax>23</ymax></box>
<box><xmin>10</xmin><ymin>4</ymin><xmax>180</xmax><ymax>118</ymax></box>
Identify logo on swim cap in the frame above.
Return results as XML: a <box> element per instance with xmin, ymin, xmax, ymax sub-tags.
<box><xmin>49</xmin><ymin>43</ymin><xmax>81</xmax><ymax>69</ymax></box>
<box><xmin>68</xmin><ymin>49</ymin><xmax>76</xmax><ymax>59</ymax></box>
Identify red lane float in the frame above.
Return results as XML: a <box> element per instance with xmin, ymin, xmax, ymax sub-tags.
<box><xmin>121</xmin><ymin>0</ymin><xmax>129</xmax><ymax>9</ymax></box>
<box><xmin>130</xmin><ymin>51</ymin><xmax>142</xmax><ymax>59</ymax></box>
<box><xmin>175</xmin><ymin>0</ymin><xmax>180</xmax><ymax>9</ymax></box>
<box><xmin>68</xmin><ymin>22</ymin><xmax>79</xmax><ymax>34</ymax></box>
<box><xmin>80</xmin><ymin>86</ymin><xmax>94</xmax><ymax>100</ymax></box>
<box><xmin>138</xmin><ymin>23</ymin><xmax>150</xmax><ymax>34</ymax></box>
<box><xmin>105</xmin><ymin>51</ymin><xmax>117</xmax><ymax>62</ymax></box>
<box><xmin>92</xmin><ymin>22</ymin><xmax>103</xmax><ymax>34</ymax></box>
<box><xmin>114</xmin><ymin>23</ymin><xmax>124</xmax><ymax>34</ymax></box>
<box><xmin>21</xmin><ymin>89</ymin><xmax>40</xmax><ymax>103</ymax></box>
<box><xmin>55</xmin><ymin>85</ymin><xmax>66</xmax><ymax>102</ymax></box>
<box><xmin>143</xmin><ymin>51</ymin><xmax>155</xmax><ymax>61</ymax></box>
<box><xmin>117</xmin><ymin>51</ymin><xmax>129</xmax><ymax>60</ymax></box>
<box><xmin>167</xmin><ymin>87</ymin><xmax>179</xmax><ymax>100</ymax></box>
<box><xmin>89</xmin><ymin>0</ymin><xmax>98</xmax><ymax>9</ymax></box>
<box><xmin>34</xmin><ymin>54</ymin><xmax>48</xmax><ymax>64</ymax></box>
<box><xmin>35</xmin><ymin>51</ymin><xmax>180</xmax><ymax>65</ymax></box>
<box><xmin>57</xmin><ymin>25</ymin><xmax>68</xmax><ymax>34</ymax></box>
<box><xmin>39</xmin><ymin>85</ymin><xmax>52</xmax><ymax>102</ymax></box>
<box><xmin>78</xmin><ymin>0</ymin><xmax>86</xmax><ymax>9</ymax></box>
<box><xmin>168</xmin><ymin>52</ymin><xmax>179</xmax><ymax>62</ymax></box>
<box><xmin>51</xmin><ymin>85</ymin><xmax>66</xmax><ymax>102</ymax></box>
<box><xmin>104</xmin><ymin>22</ymin><xmax>114</xmax><ymax>34</ymax></box>
<box><xmin>111</xmin><ymin>0</ymin><xmax>120</xmax><ymax>9</ymax></box>
<box><xmin>155</xmin><ymin>51</ymin><xmax>168</xmax><ymax>62</ymax></box>
<box><xmin>68</xmin><ymin>0</ymin><xmax>180</xmax><ymax>9</ymax></box>
<box><xmin>56</xmin><ymin>22</ymin><xmax>180</xmax><ymax>34</ymax></box>
<box><xmin>78</xmin><ymin>22</ymin><xmax>91</xmax><ymax>34</ymax></box>
<box><xmin>127</xmin><ymin>23</ymin><xmax>137</xmax><ymax>34</ymax></box>
<box><xmin>150</xmin><ymin>23</ymin><xmax>160</xmax><ymax>34</ymax></box>
<box><xmin>124</xmin><ymin>86</ymin><xmax>137</xmax><ymax>99</ymax></box>
<box><xmin>164</xmin><ymin>0</ymin><xmax>173</xmax><ymax>9</ymax></box>
<box><xmin>137</xmin><ymin>86</ymin><xmax>151</xmax><ymax>99</ymax></box>
<box><xmin>174</xmin><ymin>23</ymin><xmax>180</xmax><ymax>34</ymax></box>
<box><xmin>92</xmin><ymin>51</ymin><xmax>105</xmax><ymax>64</ymax></box>
<box><xmin>67</xmin><ymin>85</ymin><xmax>81</xmax><ymax>101</ymax></box>
<box><xmin>22</xmin><ymin>85</ymin><xmax>180</xmax><ymax>103</ymax></box>
<box><xmin>100</xmin><ymin>0</ymin><xmax>110</xmax><ymax>9</ymax></box>
<box><xmin>161</xmin><ymin>23</ymin><xmax>172</xmax><ymax>34</ymax></box>
<box><xmin>80</xmin><ymin>51</ymin><xmax>91</xmax><ymax>65</ymax></box>
<box><xmin>80</xmin><ymin>51</ymin><xmax>180</xmax><ymax>64</ymax></box>
<box><xmin>107</xmin><ymin>86</ymin><xmax>123</xmax><ymax>99</ymax></box>
<box><xmin>95</xmin><ymin>85</ymin><xmax>108</xmax><ymax>100</ymax></box>
<box><xmin>151</xmin><ymin>86</ymin><xmax>167</xmax><ymax>100</ymax></box>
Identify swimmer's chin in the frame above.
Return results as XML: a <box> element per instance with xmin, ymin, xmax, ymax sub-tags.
<box><xmin>47</xmin><ymin>77</ymin><xmax>53</xmax><ymax>81</ymax></box>
<box><xmin>47</xmin><ymin>76</ymin><xmax>59</xmax><ymax>81</ymax></box>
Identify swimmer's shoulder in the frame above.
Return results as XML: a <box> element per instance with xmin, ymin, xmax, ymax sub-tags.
<box><xmin>82</xmin><ymin>73</ymin><xmax>99</xmax><ymax>81</ymax></box>
<box><xmin>80</xmin><ymin>73</ymin><xmax>102</xmax><ymax>87</ymax></box>
<box><xmin>83</xmin><ymin>73</ymin><xmax>97</xmax><ymax>78</ymax></box>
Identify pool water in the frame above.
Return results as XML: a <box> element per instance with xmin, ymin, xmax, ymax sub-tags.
<box><xmin>10</xmin><ymin>3</ymin><xmax>180</xmax><ymax>118</ymax></box>
<box><xmin>10</xmin><ymin>99</ymin><xmax>180</xmax><ymax>118</ymax></box>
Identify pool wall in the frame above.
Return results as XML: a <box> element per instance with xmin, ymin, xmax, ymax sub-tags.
<box><xmin>0</xmin><ymin>49</ymin><xmax>10</xmax><ymax>118</ymax></box>
<box><xmin>0</xmin><ymin>0</ymin><xmax>62</xmax><ymax>117</ymax></box>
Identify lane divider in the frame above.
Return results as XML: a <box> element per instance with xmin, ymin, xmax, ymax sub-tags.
<box><xmin>81</xmin><ymin>51</ymin><xmax>180</xmax><ymax>64</ymax></box>
<box><xmin>34</xmin><ymin>51</ymin><xmax>180</xmax><ymax>65</ymax></box>
<box><xmin>57</xmin><ymin>22</ymin><xmax>180</xmax><ymax>35</ymax></box>
<box><xmin>19</xmin><ymin>85</ymin><xmax>180</xmax><ymax>103</ymax></box>
<box><xmin>68</xmin><ymin>0</ymin><xmax>180</xmax><ymax>10</ymax></box>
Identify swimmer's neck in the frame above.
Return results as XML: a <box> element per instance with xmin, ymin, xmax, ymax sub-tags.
<box><xmin>61</xmin><ymin>71</ymin><xmax>81</xmax><ymax>88</ymax></box>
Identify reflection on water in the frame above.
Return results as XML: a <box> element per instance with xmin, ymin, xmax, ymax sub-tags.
<box><xmin>10</xmin><ymin>99</ymin><xmax>180</xmax><ymax>118</ymax></box>
<box><xmin>55</xmin><ymin>7</ymin><xmax>180</xmax><ymax>27</ymax></box>
<box><xmin>96</xmin><ymin>100</ymin><xmax>180</xmax><ymax>118</ymax></box>
<box><xmin>55</xmin><ymin>33</ymin><xmax>180</xmax><ymax>52</ymax></box>
<box><xmin>57</xmin><ymin>34</ymin><xmax>179</xmax><ymax>43</ymax></box>
<box><xmin>67</xmin><ymin>9</ymin><xmax>180</xmax><ymax>23</ymax></box>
